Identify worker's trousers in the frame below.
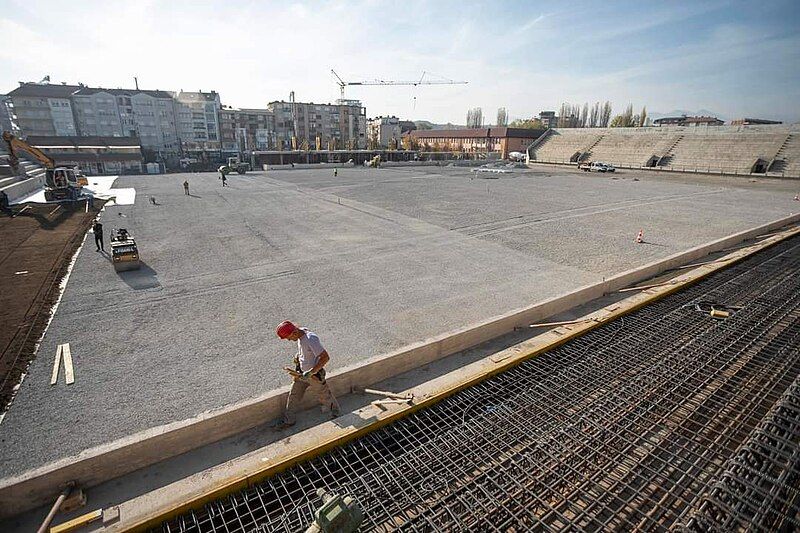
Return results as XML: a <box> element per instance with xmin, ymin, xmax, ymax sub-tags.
<box><xmin>284</xmin><ymin>369</ymin><xmax>340</xmax><ymax>424</ymax></box>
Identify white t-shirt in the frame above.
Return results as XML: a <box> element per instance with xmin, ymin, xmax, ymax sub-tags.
<box><xmin>297</xmin><ymin>328</ymin><xmax>325</xmax><ymax>372</ymax></box>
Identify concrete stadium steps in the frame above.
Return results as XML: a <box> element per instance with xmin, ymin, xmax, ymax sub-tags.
<box><xmin>528</xmin><ymin>126</ymin><xmax>800</xmax><ymax>178</ymax></box>
<box><xmin>0</xmin><ymin>176</ymin><xmax>42</xmax><ymax>201</ymax></box>
<box><xmin>529</xmin><ymin>130</ymin><xmax>604</xmax><ymax>163</ymax></box>
<box><xmin>663</xmin><ymin>132</ymin><xmax>789</xmax><ymax>174</ymax></box>
<box><xmin>587</xmin><ymin>133</ymin><xmax>667</xmax><ymax>167</ymax></box>
<box><xmin>772</xmin><ymin>134</ymin><xmax>800</xmax><ymax>177</ymax></box>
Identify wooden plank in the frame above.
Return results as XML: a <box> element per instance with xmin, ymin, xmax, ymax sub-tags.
<box><xmin>50</xmin><ymin>509</ymin><xmax>103</xmax><ymax>533</ymax></box>
<box><xmin>362</xmin><ymin>388</ymin><xmax>413</xmax><ymax>400</ymax></box>
<box><xmin>50</xmin><ymin>344</ymin><xmax>62</xmax><ymax>386</ymax></box>
<box><xmin>62</xmin><ymin>343</ymin><xmax>74</xmax><ymax>385</ymax></box>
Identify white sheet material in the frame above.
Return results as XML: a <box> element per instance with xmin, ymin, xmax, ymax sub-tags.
<box><xmin>11</xmin><ymin>175</ymin><xmax>136</xmax><ymax>205</ymax></box>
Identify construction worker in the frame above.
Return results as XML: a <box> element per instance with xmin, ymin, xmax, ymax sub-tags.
<box><xmin>275</xmin><ymin>320</ymin><xmax>340</xmax><ymax>428</ymax></box>
<box><xmin>0</xmin><ymin>190</ymin><xmax>12</xmax><ymax>217</ymax></box>
<box><xmin>92</xmin><ymin>219</ymin><xmax>104</xmax><ymax>251</ymax></box>
<box><xmin>334</xmin><ymin>168</ymin><xmax>338</xmax><ymax>177</ymax></box>
<box><xmin>183</xmin><ymin>180</ymin><xmax>189</xmax><ymax>195</ymax></box>
<box><xmin>220</xmin><ymin>172</ymin><xmax>228</xmax><ymax>187</ymax></box>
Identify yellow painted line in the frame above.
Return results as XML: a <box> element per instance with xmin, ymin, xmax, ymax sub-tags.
<box><xmin>123</xmin><ymin>224</ymin><xmax>800</xmax><ymax>532</ymax></box>
<box><xmin>50</xmin><ymin>509</ymin><xmax>102</xmax><ymax>533</ymax></box>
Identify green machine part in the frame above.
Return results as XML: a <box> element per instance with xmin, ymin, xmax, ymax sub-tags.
<box><xmin>304</xmin><ymin>489</ymin><xmax>363</xmax><ymax>533</ymax></box>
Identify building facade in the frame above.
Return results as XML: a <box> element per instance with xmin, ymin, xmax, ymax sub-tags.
<box><xmin>267</xmin><ymin>99</ymin><xmax>366</xmax><ymax>150</ymax></box>
<box><xmin>176</xmin><ymin>91</ymin><xmax>222</xmax><ymax>156</ymax></box>
<box><xmin>7</xmin><ymin>83</ymin><xmax>80</xmax><ymax>137</ymax></box>
<box><xmin>653</xmin><ymin>115</ymin><xmax>724</xmax><ymax>127</ymax></box>
<box><xmin>539</xmin><ymin>111</ymin><xmax>557</xmax><ymax>128</ymax></box>
<box><xmin>0</xmin><ymin>95</ymin><xmax>18</xmax><ymax>134</ymax></box>
<box><xmin>409</xmin><ymin>127</ymin><xmax>546</xmax><ymax>158</ymax></box>
<box><xmin>219</xmin><ymin>107</ymin><xmax>275</xmax><ymax>154</ymax></box>
<box><xmin>368</xmin><ymin>116</ymin><xmax>401</xmax><ymax>149</ymax></box>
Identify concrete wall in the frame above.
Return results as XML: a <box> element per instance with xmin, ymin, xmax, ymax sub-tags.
<box><xmin>1</xmin><ymin>213</ymin><xmax>799</xmax><ymax>517</ymax></box>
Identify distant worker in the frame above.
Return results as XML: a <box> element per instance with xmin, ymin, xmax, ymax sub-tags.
<box><xmin>183</xmin><ymin>179</ymin><xmax>189</xmax><ymax>196</ymax></box>
<box><xmin>275</xmin><ymin>320</ymin><xmax>340</xmax><ymax>428</ymax></box>
<box><xmin>0</xmin><ymin>190</ymin><xmax>12</xmax><ymax>217</ymax></box>
<box><xmin>334</xmin><ymin>168</ymin><xmax>338</xmax><ymax>177</ymax></box>
<box><xmin>220</xmin><ymin>172</ymin><xmax>228</xmax><ymax>187</ymax></box>
<box><xmin>92</xmin><ymin>219</ymin><xmax>104</xmax><ymax>251</ymax></box>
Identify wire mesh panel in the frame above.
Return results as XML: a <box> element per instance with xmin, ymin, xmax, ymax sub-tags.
<box><xmin>160</xmin><ymin>237</ymin><xmax>800</xmax><ymax>533</ymax></box>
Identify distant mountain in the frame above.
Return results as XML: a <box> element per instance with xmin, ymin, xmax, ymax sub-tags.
<box><xmin>649</xmin><ymin>109</ymin><xmax>727</xmax><ymax>121</ymax></box>
<box><xmin>413</xmin><ymin>120</ymin><xmax>467</xmax><ymax>130</ymax></box>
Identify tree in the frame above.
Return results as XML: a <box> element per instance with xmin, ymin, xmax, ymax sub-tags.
<box><xmin>589</xmin><ymin>102</ymin><xmax>600</xmax><ymax>128</ymax></box>
<box><xmin>509</xmin><ymin>118</ymin><xmax>544</xmax><ymax>129</ymax></box>
<box><xmin>466</xmin><ymin>107</ymin><xmax>484</xmax><ymax>128</ymax></box>
<box><xmin>581</xmin><ymin>103</ymin><xmax>589</xmax><ymax>128</ymax></box>
<box><xmin>600</xmin><ymin>101</ymin><xmax>613</xmax><ymax>127</ymax></box>
<box><xmin>610</xmin><ymin>104</ymin><xmax>636</xmax><ymax>127</ymax></box>
<box><xmin>496</xmin><ymin>107</ymin><xmax>508</xmax><ymax>127</ymax></box>
<box><xmin>639</xmin><ymin>106</ymin><xmax>647</xmax><ymax>127</ymax></box>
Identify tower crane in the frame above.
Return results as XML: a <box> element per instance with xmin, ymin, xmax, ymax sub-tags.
<box><xmin>331</xmin><ymin>70</ymin><xmax>467</xmax><ymax>100</ymax></box>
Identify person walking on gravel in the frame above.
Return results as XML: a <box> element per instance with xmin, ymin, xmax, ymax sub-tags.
<box><xmin>275</xmin><ymin>320</ymin><xmax>340</xmax><ymax>428</ymax></box>
<box><xmin>183</xmin><ymin>179</ymin><xmax>190</xmax><ymax>195</ymax></box>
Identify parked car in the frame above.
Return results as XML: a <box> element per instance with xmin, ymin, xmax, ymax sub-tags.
<box><xmin>597</xmin><ymin>162</ymin><xmax>616</xmax><ymax>172</ymax></box>
<box><xmin>579</xmin><ymin>161</ymin><xmax>608</xmax><ymax>172</ymax></box>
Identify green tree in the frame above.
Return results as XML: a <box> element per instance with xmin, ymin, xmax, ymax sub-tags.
<box><xmin>509</xmin><ymin>118</ymin><xmax>544</xmax><ymax>129</ymax></box>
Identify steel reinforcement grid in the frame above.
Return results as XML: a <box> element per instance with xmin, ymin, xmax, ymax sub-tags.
<box><xmin>161</xmin><ymin>236</ymin><xmax>800</xmax><ymax>533</ymax></box>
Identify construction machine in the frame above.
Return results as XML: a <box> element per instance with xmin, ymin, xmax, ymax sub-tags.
<box><xmin>218</xmin><ymin>156</ymin><xmax>250</xmax><ymax>176</ymax></box>
<box><xmin>2</xmin><ymin>131</ymin><xmax>88</xmax><ymax>201</ymax></box>
<box><xmin>110</xmin><ymin>228</ymin><xmax>141</xmax><ymax>272</ymax></box>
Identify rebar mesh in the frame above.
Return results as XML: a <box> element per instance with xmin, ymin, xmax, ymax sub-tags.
<box><xmin>160</xmin><ymin>236</ymin><xmax>800</xmax><ymax>533</ymax></box>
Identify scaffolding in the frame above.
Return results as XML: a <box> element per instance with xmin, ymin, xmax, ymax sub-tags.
<box><xmin>161</xmin><ymin>237</ymin><xmax>800</xmax><ymax>532</ymax></box>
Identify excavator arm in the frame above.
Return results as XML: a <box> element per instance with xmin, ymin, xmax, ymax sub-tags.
<box><xmin>2</xmin><ymin>131</ymin><xmax>54</xmax><ymax>174</ymax></box>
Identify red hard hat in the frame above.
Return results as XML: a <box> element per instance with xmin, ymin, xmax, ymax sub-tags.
<box><xmin>276</xmin><ymin>320</ymin><xmax>298</xmax><ymax>339</ymax></box>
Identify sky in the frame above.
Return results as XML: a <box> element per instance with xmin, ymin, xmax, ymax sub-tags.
<box><xmin>1</xmin><ymin>0</ymin><xmax>799</xmax><ymax>124</ymax></box>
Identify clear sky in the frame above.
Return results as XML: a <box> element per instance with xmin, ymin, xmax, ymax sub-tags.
<box><xmin>1</xmin><ymin>0</ymin><xmax>798</xmax><ymax>124</ymax></box>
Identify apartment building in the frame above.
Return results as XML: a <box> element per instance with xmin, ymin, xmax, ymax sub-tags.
<box><xmin>267</xmin><ymin>99</ymin><xmax>366</xmax><ymax>150</ymax></box>
<box><xmin>176</xmin><ymin>90</ymin><xmax>222</xmax><ymax>155</ymax></box>
<box><xmin>219</xmin><ymin>107</ymin><xmax>275</xmax><ymax>154</ymax></box>
<box><xmin>368</xmin><ymin>116</ymin><xmax>401</xmax><ymax>148</ymax></box>
<box><xmin>0</xmin><ymin>95</ymin><xmax>18</xmax><ymax>134</ymax></box>
<box><xmin>7</xmin><ymin>82</ymin><xmax>79</xmax><ymax>136</ymax></box>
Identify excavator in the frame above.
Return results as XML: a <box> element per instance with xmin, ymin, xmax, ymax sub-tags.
<box><xmin>2</xmin><ymin>131</ymin><xmax>88</xmax><ymax>202</ymax></box>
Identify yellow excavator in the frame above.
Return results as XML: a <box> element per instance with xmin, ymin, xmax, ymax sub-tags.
<box><xmin>2</xmin><ymin>131</ymin><xmax>88</xmax><ymax>201</ymax></box>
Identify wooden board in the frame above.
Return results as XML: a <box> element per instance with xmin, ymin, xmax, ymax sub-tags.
<box><xmin>50</xmin><ymin>344</ymin><xmax>62</xmax><ymax>386</ymax></box>
<box><xmin>50</xmin><ymin>508</ymin><xmax>102</xmax><ymax>533</ymax></box>
<box><xmin>62</xmin><ymin>343</ymin><xmax>74</xmax><ymax>385</ymax></box>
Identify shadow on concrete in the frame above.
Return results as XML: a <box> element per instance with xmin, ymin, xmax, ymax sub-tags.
<box><xmin>117</xmin><ymin>261</ymin><xmax>161</xmax><ymax>290</ymax></box>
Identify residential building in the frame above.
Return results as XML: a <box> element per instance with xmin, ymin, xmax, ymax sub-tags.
<box><xmin>539</xmin><ymin>111</ymin><xmax>557</xmax><ymax>128</ymax></box>
<box><xmin>368</xmin><ymin>116</ymin><xmax>401</xmax><ymax>148</ymax></box>
<box><xmin>219</xmin><ymin>107</ymin><xmax>275</xmax><ymax>154</ymax></box>
<box><xmin>70</xmin><ymin>88</ymin><xmax>124</xmax><ymax>137</ymax></box>
<box><xmin>409</xmin><ymin>127</ymin><xmax>546</xmax><ymax>158</ymax></box>
<box><xmin>653</xmin><ymin>115</ymin><xmax>724</xmax><ymax>127</ymax></box>
<box><xmin>0</xmin><ymin>95</ymin><xmax>18</xmax><ymax>134</ymax></box>
<box><xmin>267</xmin><ymin>99</ymin><xmax>366</xmax><ymax>150</ymax></box>
<box><xmin>730</xmin><ymin>118</ymin><xmax>783</xmax><ymax>126</ymax></box>
<box><xmin>176</xmin><ymin>90</ymin><xmax>222</xmax><ymax>156</ymax></box>
<box><xmin>27</xmin><ymin>135</ymin><xmax>143</xmax><ymax>175</ymax></box>
<box><xmin>7</xmin><ymin>82</ymin><xmax>80</xmax><ymax>137</ymax></box>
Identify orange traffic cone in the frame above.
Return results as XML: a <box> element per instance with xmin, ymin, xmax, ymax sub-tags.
<box><xmin>636</xmin><ymin>229</ymin><xmax>644</xmax><ymax>244</ymax></box>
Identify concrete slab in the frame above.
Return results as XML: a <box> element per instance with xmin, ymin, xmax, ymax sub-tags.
<box><xmin>1</xmin><ymin>165</ymin><xmax>797</xmax><ymax>484</ymax></box>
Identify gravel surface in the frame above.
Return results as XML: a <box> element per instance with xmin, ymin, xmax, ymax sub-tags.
<box><xmin>0</xmin><ymin>166</ymin><xmax>796</xmax><ymax>477</ymax></box>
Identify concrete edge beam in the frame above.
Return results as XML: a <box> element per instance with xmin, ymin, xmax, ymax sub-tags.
<box><xmin>109</xmin><ymin>222</ymin><xmax>800</xmax><ymax>532</ymax></box>
<box><xmin>1</xmin><ymin>212</ymin><xmax>799</xmax><ymax>517</ymax></box>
